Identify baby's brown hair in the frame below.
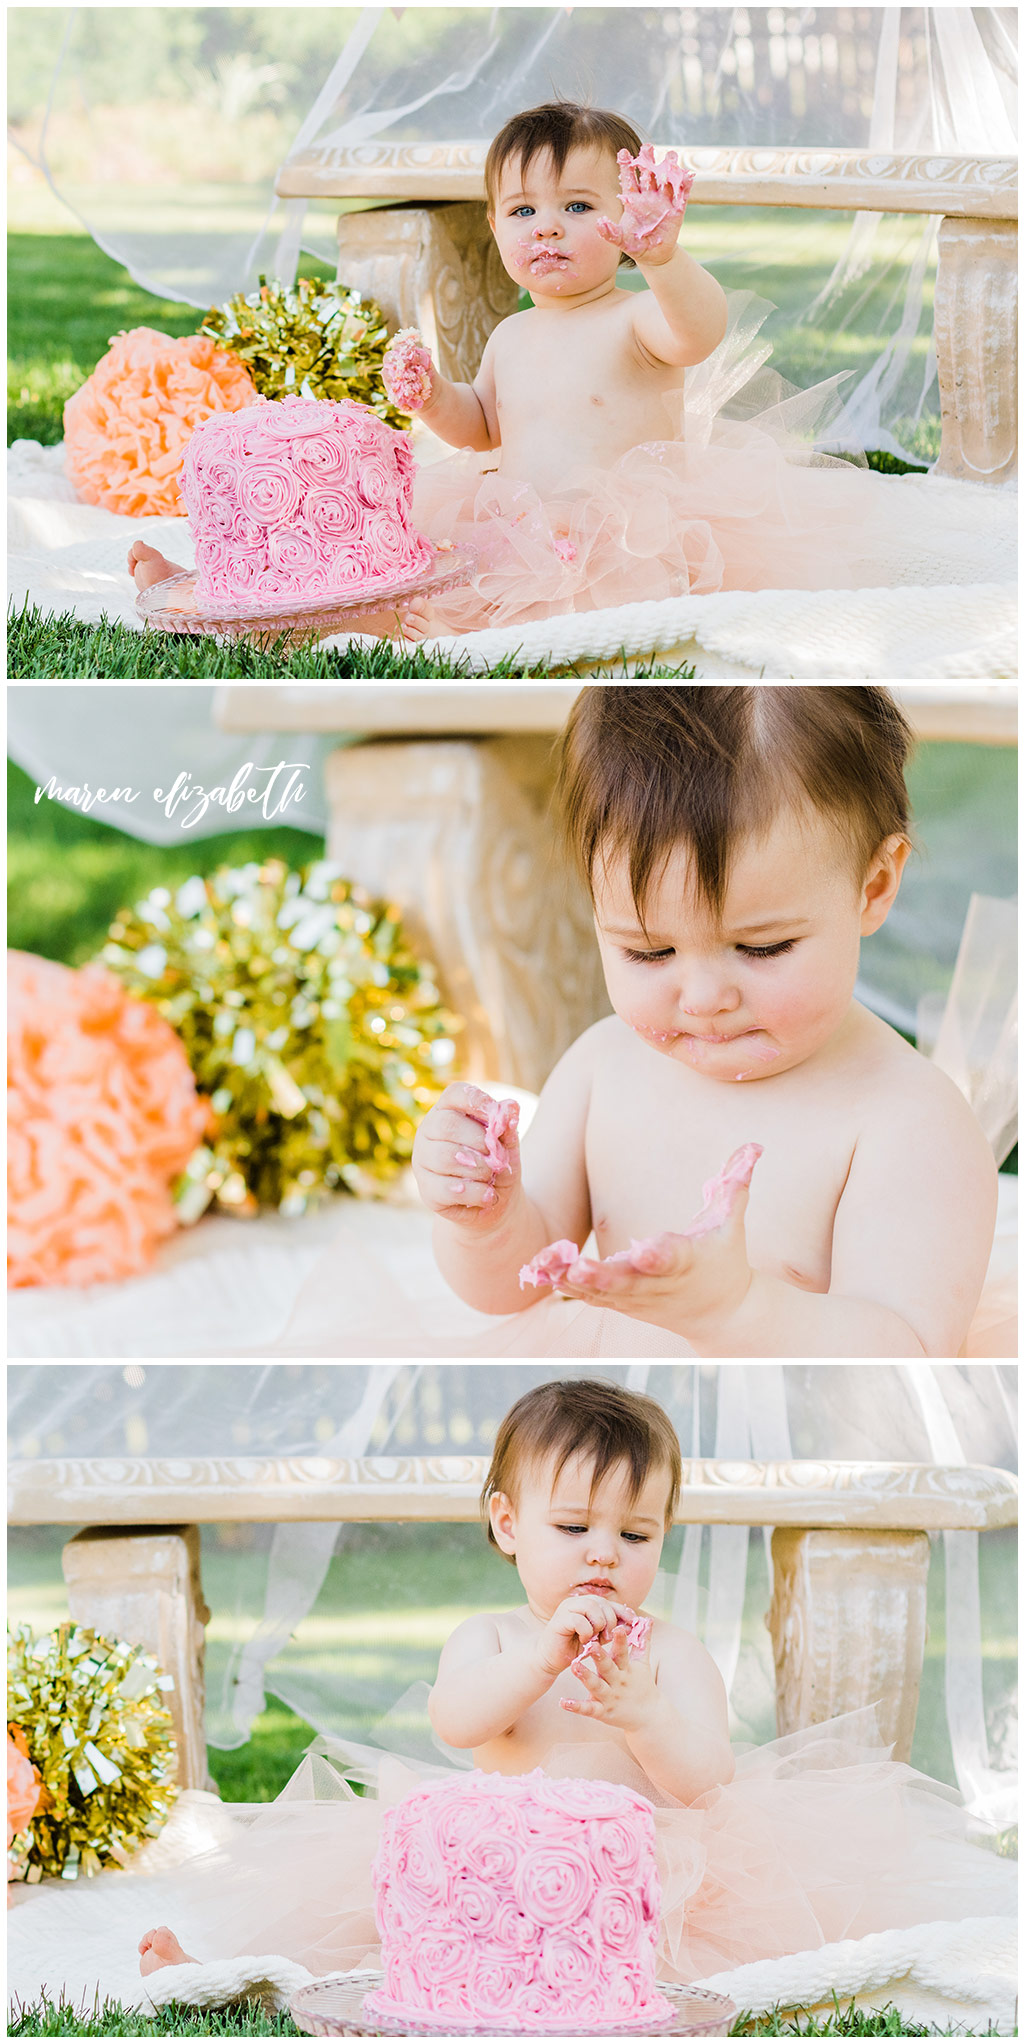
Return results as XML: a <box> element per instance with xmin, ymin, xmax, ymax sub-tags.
<box><xmin>485</xmin><ymin>101</ymin><xmax>643</xmax><ymax>268</ymax></box>
<box><xmin>482</xmin><ymin>1377</ymin><xmax>681</xmax><ymax>1559</ymax></box>
<box><xmin>557</xmin><ymin>685</ymin><xmax>913</xmax><ymax>925</ymax></box>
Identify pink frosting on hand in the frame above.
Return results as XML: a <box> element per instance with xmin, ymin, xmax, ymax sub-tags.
<box><xmin>483</xmin><ymin>1097</ymin><xmax>518</xmax><ymax>1173</ymax></box>
<box><xmin>365</xmin><ymin>1769</ymin><xmax>674</xmax><ymax>2032</ymax></box>
<box><xmin>382</xmin><ymin>328</ymin><xmax>435</xmax><ymax>412</ymax></box>
<box><xmin>518</xmin><ymin>1143</ymin><xmax>762</xmax><ymax>1288</ymax></box>
<box><xmin>570</xmin><ymin>1606</ymin><xmax>653</xmax><ymax>1681</ymax></box>
<box><xmin>683</xmin><ymin>1141</ymin><xmax>762</xmax><ymax>1237</ymax></box>
<box><xmin>596</xmin><ymin>145</ymin><xmax>695</xmax><ymax>258</ymax></box>
<box><xmin>519</xmin><ymin>1239</ymin><xmax>580</xmax><ymax>1289</ymax></box>
<box><xmin>179</xmin><ymin>394</ymin><xmax>432</xmax><ymax>610</ymax></box>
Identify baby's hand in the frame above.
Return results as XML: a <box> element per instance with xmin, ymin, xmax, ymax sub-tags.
<box><xmin>382</xmin><ymin>327</ymin><xmax>435</xmax><ymax>412</ymax></box>
<box><xmin>540</xmin><ymin>1143</ymin><xmax>761</xmax><ymax>1340</ymax></box>
<box><xmin>411</xmin><ymin>1082</ymin><xmax>521</xmax><ymax>1230</ymax></box>
<box><xmin>536</xmin><ymin>1594</ymin><xmax>635</xmax><ymax>1681</ymax></box>
<box><xmin>596</xmin><ymin>145</ymin><xmax>695</xmax><ymax>264</ymax></box>
<box><xmin>560</xmin><ymin>1617</ymin><xmax>658</xmax><ymax>1735</ymax></box>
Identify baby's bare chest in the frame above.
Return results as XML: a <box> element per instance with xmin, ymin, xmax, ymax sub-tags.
<box><xmin>585</xmin><ymin>1056</ymin><xmax>860</xmax><ymax>1293</ymax></box>
<box><xmin>493</xmin><ymin>306</ymin><xmax>682</xmax><ymax>432</ymax></box>
<box><xmin>474</xmin><ymin>1667</ymin><xmax>634</xmax><ymax>1777</ymax></box>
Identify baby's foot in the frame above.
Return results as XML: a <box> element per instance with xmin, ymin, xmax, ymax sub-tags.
<box><xmin>127</xmin><ymin>541</ymin><xmax>186</xmax><ymax>591</ymax></box>
<box><xmin>138</xmin><ymin>1925</ymin><xmax>198</xmax><ymax>1975</ymax></box>
<box><xmin>340</xmin><ymin>597</ymin><xmax>432</xmax><ymax>642</ymax></box>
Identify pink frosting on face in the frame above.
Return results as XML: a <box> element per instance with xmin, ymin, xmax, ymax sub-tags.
<box><xmin>179</xmin><ymin>394</ymin><xmax>432</xmax><ymax>610</ymax></box>
<box><xmin>570</xmin><ymin>1605</ymin><xmax>653</xmax><ymax>1681</ymax></box>
<box><xmin>518</xmin><ymin>1143</ymin><xmax>763</xmax><ymax>1288</ymax></box>
<box><xmin>364</xmin><ymin>1769</ymin><xmax>674</xmax><ymax>2032</ymax></box>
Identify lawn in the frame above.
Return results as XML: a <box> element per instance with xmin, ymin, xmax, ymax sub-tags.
<box><xmin>8</xmin><ymin>183</ymin><xmax>931</xmax><ymax>680</ymax></box>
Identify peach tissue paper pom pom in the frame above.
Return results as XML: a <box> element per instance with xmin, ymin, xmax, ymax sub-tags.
<box><xmin>8</xmin><ymin>1728</ymin><xmax>45</xmax><ymax>1900</ymax></box>
<box><xmin>7</xmin><ymin>951</ymin><xmax>210</xmax><ymax>1288</ymax></box>
<box><xmin>63</xmin><ymin>326</ymin><xmax>259</xmax><ymax>518</ymax></box>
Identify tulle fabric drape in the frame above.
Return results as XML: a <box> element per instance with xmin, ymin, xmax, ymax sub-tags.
<box><xmin>13</xmin><ymin>10</ymin><xmax>1017</xmax><ymax>457</ymax></box>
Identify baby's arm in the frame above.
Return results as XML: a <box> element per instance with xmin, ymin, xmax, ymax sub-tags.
<box><xmin>597</xmin><ymin>147</ymin><xmax>727</xmax><ymax>369</ymax></box>
<box><xmin>703</xmin><ymin>1062</ymin><xmax>997</xmax><ymax>1357</ymax></box>
<box><xmin>429</xmin><ymin>1614</ymin><xmax>551</xmax><ymax>1747</ymax></box>
<box><xmin>429</xmin><ymin>1595</ymin><xmax>628</xmax><ymax>1748</ymax></box>
<box><xmin>563</xmin><ymin>1619</ymin><xmax>734</xmax><ymax>1803</ymax></box>
<box><xmin>382</xmin><ymin>327</ymin><xmax>498</xmax><ymax>453</ymax></box>
<box><xmin>416</xmin><ymin>1024</ymin><xmax>598</xmax><ymax>1315</ymax></box>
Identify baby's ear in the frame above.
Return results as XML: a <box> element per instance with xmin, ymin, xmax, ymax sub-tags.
<box><xmin>860</xmin><ymin>834</ymin><xmax>911</xmax><ymax>935</ymax></box>
<box><xmin>488</xmin><ymin>1490</ymin><xmax>518</xmax><ymax>1557</ymax></box>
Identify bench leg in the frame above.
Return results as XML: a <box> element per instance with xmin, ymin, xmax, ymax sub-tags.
<box><xmin>324</xmin><ymin>736</ymin><xmax>608</xmax><ymax>1094</ymax></box>
<box><xmin>767</xmin><ymin>1527</ymin><xmax>930</xmax><ymax>1761</ymax></box>
<box><xmin>62</xmin><ymin>1525</ymin><xmax>212</xmax><ymax>1792</ymax></box>
<box><xmin>933</xmin><ymin>216</ymin><xmax>1017</xmax><ymax>483</ymax></box>
<box><xmin>335</xmin><ymin>201</ymin><xmax>518</xmax><ymax>382</ymax></box>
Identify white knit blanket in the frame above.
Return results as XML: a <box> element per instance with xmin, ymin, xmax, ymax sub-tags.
<box><xmin>140</xmin><ymin>1922</ymin><xmax>1020</xmax><ymax>2034</ymax></box>
<box><xmin>8</xmin><ymin>440</ymin><xmax>1017</xmax><ymax>680</ymax></box>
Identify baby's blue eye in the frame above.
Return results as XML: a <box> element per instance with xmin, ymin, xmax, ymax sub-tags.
<box><xmin>622</xmin><ymin>1532</ymin><xmax>650</xmax><ymax>1543</ymax></box>
<box><xmin>511</xmin><ymin>205</ymin><xmax>535</xmax><ymax>218</ymax></box>
<box><xmin>567</xmin><ymin>201</ymin><xmax>592</xmax><ymax>213</ymax></box>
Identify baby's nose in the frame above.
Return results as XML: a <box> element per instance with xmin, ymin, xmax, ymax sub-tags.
<box><xmin>677</xmin><ymin>972</ymin><xmax>741</xmax><ymax>1018</ymax></box>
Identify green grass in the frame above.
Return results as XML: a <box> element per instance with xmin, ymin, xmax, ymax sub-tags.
<box><xmin>6</xmin><ymin>1994</ymin><xmax>977</xmax><ymax>2036</ymax></box>
<box><xmin>7</xmin><ymin>757</ymin><xmax>326</xmax><ymax>968</ymax></box>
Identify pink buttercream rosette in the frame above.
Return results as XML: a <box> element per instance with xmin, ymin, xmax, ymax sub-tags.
<box><xmin>179</xmin><ymin>393</ymin><xmax>434</xmax><ymax>610</ymax></box>
<box><xmin>63</xmin><ymin>328</ymin><xmax>259</xmax><ymax>519</ymax></box>
<box><xmin>7</xmin><ymin>951</ymin><xmax>210</xmax><ymax>1288</ymax></box>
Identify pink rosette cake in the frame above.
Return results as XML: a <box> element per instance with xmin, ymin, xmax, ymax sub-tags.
<box><xmin>364</xmin><ymin>1769</ymin><xmax>675</xmax><ymax>2032</ymax></box>
<box><xmin>178</xmin><ymin>393</ymin><xmax>433</xmax><ymax>611</ymax></box>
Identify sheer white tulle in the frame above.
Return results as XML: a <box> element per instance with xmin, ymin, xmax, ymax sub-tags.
<box><xmin>13</xmin><ymin>8</ymin><xmax>1017</xmax><ymax>458</ymax></box>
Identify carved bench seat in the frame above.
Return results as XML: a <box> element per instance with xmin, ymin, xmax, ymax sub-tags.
<box><xmin>8</xmin><ymin>1452</ymin><xmax>1016</xmax><ymax>1789</ymax></box>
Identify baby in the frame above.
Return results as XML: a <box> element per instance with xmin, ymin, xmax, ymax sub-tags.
<box><xmin>412</xmin><ymin>686</ymin><xmax>997</xmax><ymax>1358</ymax></box>
<box><xmin>134</xmin><ymin>1376</ymin><xmax>1015</xmax><ymax>1990</ymax></box>
<box><xmin>125</xmin><ymin>102</ymin><xmax>726</xmax><ymax>633</ymax></box>
<box><xmin>429</xmin><ymin>1377</ymin><xmax>732</xmax><ymax>1804</ymax></box>
<box><xmin>381</xmin><ymin>104</ymin><xmax>723</xmax><ymax>499</ymax></box>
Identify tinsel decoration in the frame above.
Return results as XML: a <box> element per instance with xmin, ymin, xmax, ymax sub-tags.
<box><xmin>198</xmin><ymin>274</ymin><xmax>411</xmax><ymax>427</ymax></box>
<box><xmin>7</xmin><ymin>1624</ymin><xmax>177</xmax><ymax>1883</ymax></box>
<box><xmin>100</xmin><ymin>859</ymin><xmax>460</xmax><ymax>1219</ymax></box>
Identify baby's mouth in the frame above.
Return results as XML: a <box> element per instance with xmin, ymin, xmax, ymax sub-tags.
<box><xmin>524</xmin><ymin>249</ymin><xmax>570</xmax><ymax>270</ymax></box>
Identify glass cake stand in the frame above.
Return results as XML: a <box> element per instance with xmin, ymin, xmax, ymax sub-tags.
<box><xmin>135</xmin><ymin>546</ymin><xmax>476</xmax><ymax>648</ymax></box>
<box><xmin>290</xmin><ymin>1972</ymin><xmax>737</xmax><ymax>2038</ymax></box>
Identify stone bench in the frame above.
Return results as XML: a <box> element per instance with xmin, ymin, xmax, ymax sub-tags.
<box><xmin>8</xmin><ymin>1453</ymin><xmax>1016</xmax><ymax>1789</ymax></box>
<box><xmin>276</xmin><ymin>145</ymin><xmax>1018</xmax><ymax>485</ymax></box>
<box><xmin>211</xmin><ymin>685</ymin><xmax>1018</xmax><ymax>1092</ymax></box>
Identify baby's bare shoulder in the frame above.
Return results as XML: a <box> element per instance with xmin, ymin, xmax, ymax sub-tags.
<box><xmin>855</xmin><ymin>1012</ymin><xmax>992</xmax><ymax>1159</ymax></box>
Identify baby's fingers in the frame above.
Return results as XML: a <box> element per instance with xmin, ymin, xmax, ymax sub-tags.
<box><xmin>623</xmin><ymin>1232</ymin><xmax>691</xmax><ymax>1278</ymax></box>
<box><xmin>595</xmin><ymin>214</ymin><xmax>624</xmax><ymax>248</ymax></box>
<box><xmin>559</xmin><ymin>1697</ymin><xmax>606</xmax><ymax>1719</ymax></box>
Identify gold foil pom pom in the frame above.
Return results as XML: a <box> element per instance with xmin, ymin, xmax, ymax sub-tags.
<box><xmin>198</xmin><ymin>273</ymin><xmax>413</xmax><ymax>427</ymax></box>
<box><xmin>6</xmin><ymin>1623</ymin><xmax>178</xmax><ymax>1882</ymax></box>
<box><xmin>100</xmin><ymin>858</ymin><xmax>462</xmax><ymax>1220</ymax></box>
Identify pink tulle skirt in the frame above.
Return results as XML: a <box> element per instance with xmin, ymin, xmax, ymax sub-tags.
<box><xmin>135</xmin><ymin>1715</ymin><xmax>1014</xmax><ymax>1981</ymax></box>
<box><xmin>409</xmin><ymin>295</ymin><xmax>998</xmax><ymax>635</ymax></box>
